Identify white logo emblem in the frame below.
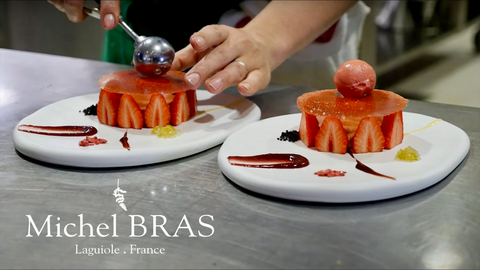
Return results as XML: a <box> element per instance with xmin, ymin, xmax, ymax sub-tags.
<box><xmin>113</xmin><ymin>179</ymin><xmax>127</xmax><ymax>211</ymax></box>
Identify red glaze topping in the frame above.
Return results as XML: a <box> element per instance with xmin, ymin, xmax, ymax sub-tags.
<box><xmin>98</xmin><ymin>70</ymin><xmax>191</xmax><ymax>95</ymax></box>
<box><xmin>297</xmin><ymin>89</ymin><xmax>408</xmax><ymax>118</ymax></box>
<box><xmin>18</xmin><ymin>125</ymin><xmax>98</xmax><ymax>136</ymax></box>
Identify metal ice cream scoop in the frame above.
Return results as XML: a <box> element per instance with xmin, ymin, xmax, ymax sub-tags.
<box><xmin>83</xmin><ymin>7</ymin><xmax>174</xmax><ymax>78</ymax></box>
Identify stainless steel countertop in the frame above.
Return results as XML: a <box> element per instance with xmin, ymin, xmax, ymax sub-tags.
<box><xmin>1</xmin><ymin>48</ymin><xmax>479</xmax><ymax>269</ymax></box>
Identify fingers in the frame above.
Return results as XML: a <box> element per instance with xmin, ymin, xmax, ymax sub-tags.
<box><xmin>47</xmin><ymin>0</ymin><xmax>87</xmax><ymax>23</ymax></box>
<box><xmin>173</xmin><ymin>25</ymin><xmax>232</xmax><ymax>72</ymax></box>
<box><xmin>189</xmin><ymin>24</ymin><xmax>230</xmax><ymax>52</ymax></box>
<box><xmin>204</xmin><ymin>60</ymin><xmax>248</xmax><ymax>94</ymax></box>
<box><xmin>171</xmin><ymin>45</ymin><xmax>210</xmax><ymax>72</ymax></box>
<box><xmin>62</xmin><ymin>0</ymin><xmax>87</xmax><ymax>22</ymax></box>
<box><xmin>185</xmin><ymin>27</ymin><xmax>248</xmax><ymax>89</ymax></box>
<box><xmin>47</xmin><ymin>0</ymin><xmax>66</xmax><ymax>13</ymax></box>
<box><xmin>175</xmin><ymin>24</ymin><xmax>272</xmax><ymax>96</ymax></box>
<box><xmin>99</xmin><ymin>0</ymin><xmax>120</xmax><ymax>30</ymax></box>
<box><xmin>238</xmin><ymin>69</ymin><xmax>271</xmax><ymax>96</ymax></box>
<box><xmin>47</xmin><ymin>0</ymin><xmax>119</xmax><ymax>30</ymax></box>
<box><xmin>186</xmin><ymin>43</ymin><xmax>244</xmax><ymax>89</ymax></box>
<box><xmin>205</xmin><ymin>62</ymin><xmax>270</xmax><ymax>96</ymax></box>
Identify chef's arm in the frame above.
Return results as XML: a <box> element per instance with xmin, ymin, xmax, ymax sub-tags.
<box><xmin>244</xmin><ymin>0</ymin><xmax>358</xmax><ymax>70</ymax></box>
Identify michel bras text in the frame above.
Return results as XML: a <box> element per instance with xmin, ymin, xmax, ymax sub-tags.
<box><xmin>25</xmin><ymin>214</ymin><xmax>214</xmax><ymax>238</ymax></box>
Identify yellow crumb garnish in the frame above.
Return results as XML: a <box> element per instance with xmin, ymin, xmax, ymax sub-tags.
<box><xmin>395</xmin><ymin>146</ymin><xmax>420</xmax><ymax>162</ymax></box>
<box><xmin>151</xmin><ymin>125</ymin><xmax>181</xmax><ymax>138</ymax></box>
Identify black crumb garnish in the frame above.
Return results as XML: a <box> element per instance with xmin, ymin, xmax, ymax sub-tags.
<box><xmin>277</xmin><ymin>130</ymin><xmax>299</xmax><ymax>142</ymax></box>
<box><xmin>81</xmin><ymin>104</ymin><xmax>98</xmax><ymax>116</ymax></box>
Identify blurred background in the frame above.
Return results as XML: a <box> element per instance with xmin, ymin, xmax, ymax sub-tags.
<box><xmin>1</xmin><ymin>0</ymin><xmax>479</xmax><ymax>107</ymax></box>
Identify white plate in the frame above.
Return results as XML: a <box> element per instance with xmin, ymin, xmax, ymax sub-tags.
<box><xmin>13</xmin><ymin>90</ymin><xmax>261</xmax><ymax>168</ymax></box>
<box><xmin>218</xmin><ymin>112</ymin><xmax>470</xmax><ymax>203</ymax></box>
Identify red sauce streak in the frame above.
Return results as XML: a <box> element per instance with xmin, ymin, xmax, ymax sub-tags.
<box><xmin>228</xmin><ymin>153</ymin><xmax>309</xmax><ymax>169</ymax></box>
<box><xmin>348</xmin><ymin>152</ymin><xmax>395</xmax><ymax>180</ymax></box>
<box><xmin>17</xmin><ymin>125</ymin><xmax>97</xmax><ymax>137</ymax></box>
<box><xmin>119</xmin><ymin>131</ymin><xmax>130</xmax><ymax>151</ymax></box>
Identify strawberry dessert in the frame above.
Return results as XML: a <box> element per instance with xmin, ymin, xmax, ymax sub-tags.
<box><xmin>96</xmin><ymin>70</ymin><xmax>197</xmax><ymax>129</ymax></box>
<box><xmin>297</xmin><ymin>60</ymin><xmax>408</xmax><ymax>154</ymax></box>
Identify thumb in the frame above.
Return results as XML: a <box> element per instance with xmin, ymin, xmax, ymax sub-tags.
<box><xmin>99</xmin><ymin>1</ymin><xmax>120</xmax><ymax>30</ymax></box>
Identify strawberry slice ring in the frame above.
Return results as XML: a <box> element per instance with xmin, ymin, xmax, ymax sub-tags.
<box><xmin>97</xmin><ymin>70</ymin><xmax>197</xmax><ymax>129</ymax></box>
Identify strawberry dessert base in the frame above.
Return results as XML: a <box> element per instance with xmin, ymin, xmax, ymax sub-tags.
<box><xmin>96</xmin><ymin>70</ymin><xmax>197</xmax><ymax>129</ymax></box>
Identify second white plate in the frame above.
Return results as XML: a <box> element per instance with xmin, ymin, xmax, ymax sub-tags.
<box><xmin>218</xmin><ymin>112</ymin><xmax>470</xmax><ymax>203</ymax></box>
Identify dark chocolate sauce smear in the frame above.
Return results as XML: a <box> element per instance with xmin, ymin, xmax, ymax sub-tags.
<box><xmin>228</xmin><ymin>153</ymin><xmax>309</xmax><ymax>169</ymax></box>
<box><xmin>17</xmin><ymin>125</ymin><xmax>97</xmax><ymax>136</ymax></box>
<box><xmin>120</xmin><ymin>131</ymin><xmax>130</xmax><ymax>151</ymax></box>
<box><xmin>348</xmin><ymin>152</ymin><xmax>395</xmax><ymax>180</ymax></box>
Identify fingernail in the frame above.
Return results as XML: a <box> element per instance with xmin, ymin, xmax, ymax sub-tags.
<box><xmin>103</xmin><ymin>14</ymin><xmax>115</xmax><ymax>29</ymax></box>
<box><xmin>239</xmin><ymin>82</ymin><xmax>251</xmax><ymax>95</ymax></box>
<box><xmin>186</xmin><ymin>73</ymin><xmax>200</xmax><ymax>86</ymax></box>
<box><xmin>193</xmin><ymin>36</ymin><xmax>206</xmax><ymax>48</ymax></box>
<box><xmin>208</xmin><ymin>78</ymin><xmax>223</xmax><ymax>93</ymax></box>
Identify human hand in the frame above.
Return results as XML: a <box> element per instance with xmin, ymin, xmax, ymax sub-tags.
<box><xmin>47</xmin><ymin>0</ymin><xmax>120</xmax><ymax>30</ymax></box>
<box><xmin>171</xmin><ymin>24</ymin><xmax>273</xmax><ymax>96</ymax></box>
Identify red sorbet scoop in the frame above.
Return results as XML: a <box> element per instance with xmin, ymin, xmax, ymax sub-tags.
<box><xmin>334</xmin><ymin>59</ymin><xmax>376</xmax><ymax>98</ymax></box>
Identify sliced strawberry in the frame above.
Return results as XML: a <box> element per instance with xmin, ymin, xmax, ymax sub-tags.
<box><xmin>97</xmin><ymin>89</ymin><xmax>121</xmax><ymax>126</ymax></box>
<box><xmin>352</xmin><ymin>117</ymin><xmax>385</xmax><ymax>153</ymax></box>
<box><xmin>186</xmin><ymin>90</ymin><xmax>197</xmax><ymax>117</ymax></box>
<box><xmin>381</xmin><ymin>111</ymin><xmax>404</xmax><ymax>150</ymax></box>
<box><xmin>144</xmin><ymin>93</ymin><xmax>171</xmax><ymax>128</ymax></box>
<box><xmin>299</xmin><ymin>112</ymin><xmax>319</xmax><ymax>147</ymax></box>
<box><xmin>315</xmin><ymin>117</ymin><xmax>348</xmax><ymax>154</ymax></box>
<box><xmin>170</xmin><ymin>91</ymin><xmax>190</xmax><ymax>126</ymax></box>
<box><xmin>117</xmin><ymin>94</ymin><xmax>144</xmax><ymax>129</ymax></box>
